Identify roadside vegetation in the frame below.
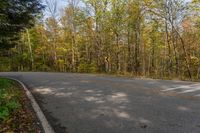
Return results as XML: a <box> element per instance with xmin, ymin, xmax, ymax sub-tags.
<box><xmin>0</xmin><ymin>78</ymin><xmax>41</xmax><ymax>133</ymax></box>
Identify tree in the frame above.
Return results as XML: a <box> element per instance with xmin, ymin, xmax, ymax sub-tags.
<box><xmin>2</xmin><ymin>0</ymin><xmax>200</xmax><ymax>80</ymax></box>
<box><xmin>0</xmin><ymin>0</ymin><xmax>44</xmax><ymax>49</ymax></box>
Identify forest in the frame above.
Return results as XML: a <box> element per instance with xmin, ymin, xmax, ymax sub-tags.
<box><xmin>0</xmin><ymin>0</ymin><xmax>200</xmax><ymax>80</ymax></box>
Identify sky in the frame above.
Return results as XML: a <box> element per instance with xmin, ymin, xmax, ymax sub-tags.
<box><xmin>42</xmin><ymin>0</ymin><xmax>68</xmax><ymax>18</ymax></box>
<box><xmin>42</xmin><ymin>0</ymin><xmax>192</xmax><ymax>19</ymax></box>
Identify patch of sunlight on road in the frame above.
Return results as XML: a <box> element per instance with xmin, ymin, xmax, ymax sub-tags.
<box><xmin>177</xmin><ymin>106</ymin><xmax>191</xmax><ymax>111</ymax></box>
<box><xmin>162</xmin><ymin>84</ymin><xmax>200</xmax><ymax>92</ymax></box>
<box><xmin>113</xmin><ymin>109</ymin><xmax>130</xmax><ymax>119</ymax></box>
<box><xmin>179</xmin><ymin>87</ymin><xmax>200</xmax><ymax>93</ymax></box>
<box><xmin>111</xmin><ymin>92</ymin><xmax>127</xmax><ymax>98</ymax></box>
<box><xmin>55</xmin><ymin>92</ymin><xmax>73</xmax><ymax>97</ymax></box>
<box><xmin>162</xmin><ymin>84</ymin><xmax>200</xmax><ymax>97</ymax></box>
<box><xmin>35</xmin><ymin>87</ymin><xmax>54</xmax><ymax>95</ymax></box>
<box><xmin>85</xmin><ymin>90</ymin><xmax>95</xmax><ymax>93</ymax></box>
<box><xmin>85</xmin><ymin>96</ymin><xmax>101</xmax><ymax>102</ymax></box>
<box><xmin>107</xmin><ymin>92</ymin><xmax>129</xmax><ymax>104</ymax></box>
<box><xmin>138</xmin><ymin>117</ymin><xmax>151</xmax><ymax>124</ymax></box>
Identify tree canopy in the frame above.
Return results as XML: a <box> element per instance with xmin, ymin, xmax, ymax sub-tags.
<box><xmin>0</xmin><ymin>0</ymin><xmax>44</xmax><ymax>49</ymax></box>
<box><xmin>1</xmin><ymin>0</ymin><xmax>200</xmax><ymax>81</ymax></box>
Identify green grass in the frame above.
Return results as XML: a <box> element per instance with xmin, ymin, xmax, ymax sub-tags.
<box><xmin>0</xmin><ymin>78</ymin><xmax>21</xmax><ymax>121</ymax></box>
<box><xmin>0</xmin><ymin>78</ymin><xmax>42</xmax><ymax>132</ymax></box>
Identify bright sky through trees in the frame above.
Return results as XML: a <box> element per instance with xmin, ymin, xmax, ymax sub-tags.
<box><xmin>42</xmin><ymin>0</ymin><xmax>192</xmax><ymax>17</ymax></box>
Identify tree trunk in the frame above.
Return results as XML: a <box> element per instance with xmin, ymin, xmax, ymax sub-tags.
<box><xmin>26</xmin><ymin>29</ymin><xmax>34</xmax><ymax>70</ymax></box>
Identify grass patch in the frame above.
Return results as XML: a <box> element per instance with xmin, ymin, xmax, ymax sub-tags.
<box><xmin>0</xmin><ymin>78</ymin><xmax>42</xmax><ymax>133</ymax></box>
<box><xmin>0</xmin><ymin>78</ymin><xmax>21</xmax><ymax>120</ymax></box>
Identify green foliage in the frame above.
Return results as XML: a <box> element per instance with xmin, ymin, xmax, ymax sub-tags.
<box><xmin>0</xmin><ymin>78</ymin><xmax>41</xmax><ymax>133</ymax></box>
<box><xmin>78</xmin><ymin>63</ymin><xmax>97</xmax><ymax>73</ymax></box>
<box><xmin>0</xmin><ymin>0</ymin><xmax>44</xmax><ymax>49</ymax></box>
<box><xmin>1</xmin><ymin>0</ymin><xmax>200</xmax><ymax>80</ymax></box>
<box><xmin>36</xmin><ymin>64</ymin><xmax>52</xmax><ymax>71</ymax></box>
<box><xmin>0</xmin><ymin>107</ymin><xmax>9</xmax><ymax>120</ymax></box>
<box><xmin>0</xmin><ymin>57</ymin><xmax>10</xmax><ymax>71</ymax></box>
<box><xmin>0</xmin><ymin>78</ymin><xmax>21</xmax><ymax>121</ymax></box>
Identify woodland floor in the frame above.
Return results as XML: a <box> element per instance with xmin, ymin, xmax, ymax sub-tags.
<box><xmin>0</xmin><ymin>78</ymin><xmax>43</xmax><ymax>133</ymax></box>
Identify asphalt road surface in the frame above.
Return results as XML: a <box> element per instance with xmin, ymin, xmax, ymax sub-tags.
<box><xmin>0</xmin><ymin>72</ymin><xmax>200</xmax><ymax>133</ymax></box>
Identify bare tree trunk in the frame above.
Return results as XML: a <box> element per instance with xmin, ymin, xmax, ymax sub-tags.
<box><xmin>165</xmin><ymin>21</ymin><xmax>172</xmax><ymax>77</ymax></box>
<box><xmin>134</xmin><ymin>20</ymin><xmax>141</xmax><ymax>75</ymax></box>
<box><xmin>170</xmin><ymin>23</ymin><xmax>192</xmax><ymax>79</ymax></box>
<box><xmin>26</xmin><ymin>29</ymin><xmax>34</xmax><ymax>70</ymax></box>
<box><xmin>116</xmin><ymin>33</ymin><xmax>121</xmax><ymax>72</ymax></box>
<box><xmin>171</xmin><ymin>32</ymin><xmax>179</xmax><ymax>76</ymax></box>
<box><xmin>71</xmin><ymin>34</ymin><xmax>75</xmax><ymax>72</ymax></box>
<box><xmin>127</xmin><ymin>28</ymin><xmax>131</xmax><ymax>72</ymax></box>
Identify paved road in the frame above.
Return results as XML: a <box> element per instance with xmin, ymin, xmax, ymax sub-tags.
<box><xmin>1</xmin><ymin>72</ymin><xmax>200</xmax><ymax>133</ymax></box>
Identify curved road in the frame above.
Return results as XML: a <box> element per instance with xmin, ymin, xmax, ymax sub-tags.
<box><xmin>0</xmin><ymin>72</ymin><xmax>200</xmax><ymax>133</ymax></box>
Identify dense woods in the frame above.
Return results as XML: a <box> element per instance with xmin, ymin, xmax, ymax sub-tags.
<box><xmin>1</xmin><ymin>0</ymin><xmax>200</xmax><ymax>80</ymax></box>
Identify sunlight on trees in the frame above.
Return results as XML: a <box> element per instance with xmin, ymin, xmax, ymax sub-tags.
<box><xmin>0</xmin><ymin>0</ymin><xmax>200</xmax><ymax>80</ymax></box>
